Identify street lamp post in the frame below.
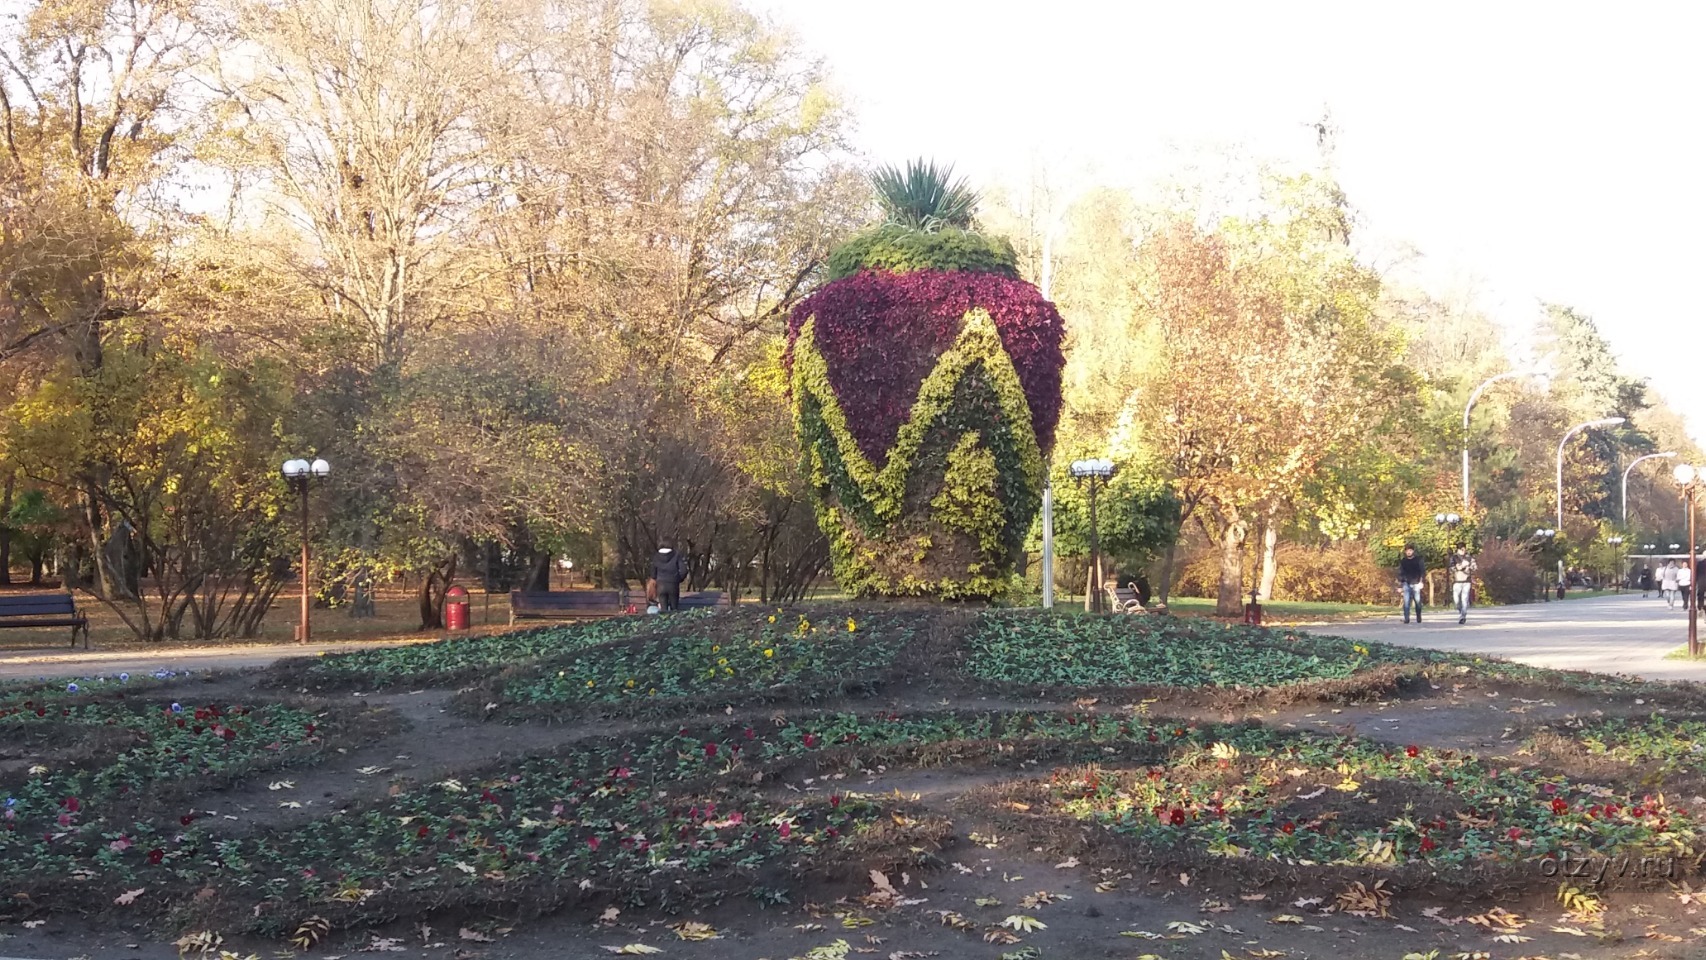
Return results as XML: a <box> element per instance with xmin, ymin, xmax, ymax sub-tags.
<box><xmin>1622</xmin><ymin>452</ymin><xmax>1677</xmax><ymax>524</ymax></box>
<box><xmin>1463</xmin><ymin>372</ymin><xmax>1523</xmax><ymax>513</ymax></box>
<box><xmin>1556</xmin><ymin>417</ymin><xmax>1626</xmax><ymax>589</ymax></box>
<box><xmin>1070</xmin><ymin>459</ymin><xmax>1115</xmax><ymax>613</ymax></box>
<box><xmin>1525</xmin><ymin>528</ymin><xmax>1557</xmax><ymax>601</ymax></box>
<box><xmin>282</xmin><ymin>457</ymin><xmax>331</xmax><ymax>644</ymax></box>
<box><xmin>1674</xmin><ymin>464</ymin><xmax>1704</xmax><ymax>657</ymax></box>
<box><xmin>1607</xmin><ymin>535</ymin><xmax>1624</xmax><ymax>592</ymax></box>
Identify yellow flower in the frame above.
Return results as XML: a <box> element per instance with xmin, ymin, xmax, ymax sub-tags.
<box><xmin>626</xmin><ymin>678</ymin><xmax>636</xmax><ymax>688</ymax></box>
<box><xmin>724</xmin><ymin>667</ymin><xmax>734</xmax><ymax>676</ymax></box>
<box><xmin>767</xmin><ymin>615</ymin><xmax>776</xmax><ymax>624</ymax></box>
<box><xmin>712</xmin><ymin>644</ymin><xmax>720</xmax><ymax>653</ymax></box>
<box><xmin>764</xmin><ymin>648</ymin><xmax>774</xmax><ymax>658</ymax></box>
<box><xmin>586</xmin><ymin>680</ymin><xmax>595</xmax><ymax>688</ymax></box>
<box><xmin>717</xmin><ymin>658</ymin><xmax>728</xmax><ymax>666</ymax></box>
<box><xmin>846</xmin><ymin>618</ymin><xmax>857</xmax><ymax>633</ymax></box>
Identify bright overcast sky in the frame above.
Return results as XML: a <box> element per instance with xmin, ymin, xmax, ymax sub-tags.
<box><xmin>751</xmin><ymin>0</ymin><xmax>1706</xmax><ymax>441</ymax></box>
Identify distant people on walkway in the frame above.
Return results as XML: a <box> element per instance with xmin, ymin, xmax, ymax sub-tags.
<box><xmin>1680</xmin><ymin>560</ymin><xmax>1694</xmax><ymax>611</ymax></box>
<box><xmin>1662</xmin><ymin>560</ymin><xmax>1680</xmax><ymax>607</ymax></box>
<box><xmin>1640</xmin><ymin>565</ymin><xmax>1654</xmax><ymax>598</ymax></box>
<box><xmin>1448</xmin><ymin>543</ymin><xmax>1478</xmax><ymax>625</ymax></box>
<box><xmin>1398</xmin><ymin>544</ymin><xmax>1425</xmax><ymax>624</ymax></box>
<box><xmin>651</xmin><ymin>546</ymin><xmax>686</xmax><ymax>612</ymax></box>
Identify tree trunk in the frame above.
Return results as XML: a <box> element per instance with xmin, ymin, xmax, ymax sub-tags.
<box><xmin>0</xmin><ymin>474</ymin><xmax>12</xmax><ymax>586</ymax></box>
<box><xmin>1215</xmin><ymin>517</ymin><xmax>1247</xmax><ymax>617</ymax></box>
<box><xmin>1258</xmin><ymin>520</ymin><xmax>1279</xmax><ymax>601</ymax></box>
<box><xmin>1157</xmin><ymin>539</ymin><xmax>1177</xmax><ymax>604</ymax></box>
<box><xmin>417</xmin><ymin>553</ymin><xmax>458</xmax><ymax>630</ymax></box>
<box><xmin>524</xmin><ymin>552</ymin><xmax>551</xmax><ymax>592</ymax></box>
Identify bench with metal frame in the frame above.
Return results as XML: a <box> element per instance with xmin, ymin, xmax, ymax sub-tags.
<box><xmin>0</xmin><ymin>592</ymin><xmax>90</xmax><ymax>648</ymax></box>
<box><xmin>508</xmin><ymin>589</ymin><xmax>628</xmax><ymax>625</ymax></box>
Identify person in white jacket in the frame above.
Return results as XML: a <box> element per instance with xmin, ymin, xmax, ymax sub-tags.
<box><xmin>1661</xmin><ymin>560</ymin><xmax>1681</xmax><ymax>607</ymax></box>
<box><xmin>1679</xmin><ymin>560</ymin><xmax>1695</xmax><ymax>612</ymax></box>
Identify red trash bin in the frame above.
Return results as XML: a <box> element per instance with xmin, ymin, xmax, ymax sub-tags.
<box><xmin>445</xmin><ymin>585</ymin><xmax>470</xmax><ymax>631</ymax></box>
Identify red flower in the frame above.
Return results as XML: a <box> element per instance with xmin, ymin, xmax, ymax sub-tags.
<box><xmin>1279</xmin><ymin>821</ymin><xmax>1295</xmax><ymax>835</ymax></box>
<box><xmin>704</xmin><ymin>742</ymin><xmax>718</xmax><ymax>759</ymax></box>
<box><xmin>417</xmin><ymin>826</ymin><xmax>430</xmax><ymax>839</ymax></box>
<box><xmin>587</xmin><ymin>836</ymin><xmax>600</xmax><ymax>851</ymax></box>
<box><xmin>1633</xmin><ymin>807</ymin><xmax>1648</xmax><ymax>818</ymax></box>
<box><xmin>779</xmin><ymin>822</ymin><xmax>792</xmax><ymax>839</ymax></box>
<box><xmin>62</xmin><ymin>797</ymin><xmax>80</xmax><ymax>814</ymax></box>
<box><xmin>1551</xmin><ymin>798</ymin><xmax>1569</xmax><ymax>815</ymax></box>
<box><xmin>222</xmin><ymin>728</ymin><xmax>236</xmax><ymax>741</ymax></box>
<box><xmin>180</xmin><ymin>813</ymin><xmax>195</xmax><ymax>826</ymax></box>
<box><xmin>481</xmin><ymin>789</ymin><xmax>499</xmax><ymax>805</ymax></box>
<box><xmin>1420</xmin><ymin>836</ymin><xmax>1437</xmax><ymax>853</ymax></box>
<box><xmin>1168</xmin><ymin>808</ymin><xmax>1187</xmax><ymax>827</ymax></box>
<box><xmin>744</xmin><ymin>727</ymin><xmax>756</xmax><ymax>740</ymax></box>
<box><xmin>1404</xmin><ymin>745</ymin><xmax>1419</xmax><ymax>758</ymax></box>
<box><xmin>1506</xmin><ymin>827</ymin><xmax>1523</xmax><ymax>841</ymax></box>
<box><xmin>803</xmin><ymin>733</ymin><xmax>819</xmax><ymax>748</ymax></box>
<box><xmin>830</xmin><ymin>795</ymin><xmax>841</xmax><ymax>809</ymax></box>
<box><xmin>147</xmin><ymin>848</ymin><xmax>164</xmax><ymax>864</ymax></box>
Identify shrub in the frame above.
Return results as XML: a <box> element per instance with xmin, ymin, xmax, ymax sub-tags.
<box><xmin>823</xmin><ymin>225</ymin><xmax>1018</xmax><ymax>282</ymax></box>
<box><xmin>1476</xmin><ymin>542</ymin><xmax>1538</xmax><ymax>605</ymax></box>
<box><xmin>787</xmin><ymin>268</ymin><xmax>1064</xmax><ymax>600</ymax></box>
<box><xmin>1173</xmin><ymin>541</ymin><xmax>1393</xmax><ymax>605</ymax></box>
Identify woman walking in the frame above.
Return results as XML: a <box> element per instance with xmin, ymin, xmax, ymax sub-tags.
<box><xmin>1662</xmin><ymin>560</ymin><xmax>1680</xmax><ymax>608</ymax></box>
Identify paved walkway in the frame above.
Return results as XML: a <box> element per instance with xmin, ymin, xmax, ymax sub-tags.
<box><xmin>1317</xmin><ymin>592</ymin><xmax>1704</xmax><ymax>682</ymax></box>
<box><xmin>0</xmin><ymin>637</ymin><xmax>434</xmax><ymax>681</ymax></box>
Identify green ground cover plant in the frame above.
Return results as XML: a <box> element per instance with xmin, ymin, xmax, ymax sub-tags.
<box><xmin>478</xmin><ymin>610</ymin><xmax>916</xmax><ymax>717</ymax></box>
<box><xmin>273</xmin><ymin>617</ymin><xmax>658</xmax><ymax>690</ymax></box>
<box><xmin>966</xmin><ymin>612</ymin><xmax>1409</xmax><ymax>688</ymax></box>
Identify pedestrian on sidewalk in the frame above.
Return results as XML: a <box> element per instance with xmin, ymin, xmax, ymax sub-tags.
<box><xmin>651</xmin><ymin>546</ymin><xmax>687</xmax><ymax>612</ymax></box>
<box><xmin>1448</xmin><ymin>543</ymin><xmax>1478</xmax><ymax>625</ymax></box>
<box><xmin>1640</xmin><ymin>565</ymin><xmax>1653</xmax><ymax>598</ymax></box>
<box><xmin>1679</xmin><ymin>560</ymin><xmax>1694</xmax><ymax>612</ymax></box>
<box><xmin>1398</xmin><ymin>544</ymin><xmax>1426</xmax><ymax>624</ymax></box>
<box><xmin>1661</xmin><ymin>560</ymin><xmax>1680</xmax><ymax>607</ymax></box>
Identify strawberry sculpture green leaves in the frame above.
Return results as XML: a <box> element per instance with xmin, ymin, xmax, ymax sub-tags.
<box><xmin>786</xmin><ymin>162</ymin><xmax>1064</xmax><ymax>599</ymax></box>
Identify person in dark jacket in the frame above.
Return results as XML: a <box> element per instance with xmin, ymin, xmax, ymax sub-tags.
<box><xmin>651</xmin><ymin>547</ymin><xmax>686</xmax><ymax>612</ymax></box>
<box><xmin>1398</xmin><ymin>544</ymin><xmax>1425</xmax><ymax>624</ymax></box>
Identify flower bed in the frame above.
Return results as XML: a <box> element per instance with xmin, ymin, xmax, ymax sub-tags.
<box><xmin>0</xmin><ymin>699</ymin><xmax>324</xmax><ymax>886</ymax></box>
<box><xmin>0</xmin><ymin>714</ymin><xmax>931</xmax><ymax>933</ymax></box>
<box><xmin>1038</xmin><ymin>725</ymin><xmax>1696</xmax><ymax>876</ymax></box>
<box><xmin>271</xmin><ymin>617</ymin><xmax>658</xmax><ymax>690</ymax></box>
<box><xmin>476</xmin><ymin>610</ymin><xmax>915</xmax><ymax>718</ymax></box>
<box><xmin>965</xmin><ymin>613</ymin><xmax>1413</xmax><ymax>689</ymax></box>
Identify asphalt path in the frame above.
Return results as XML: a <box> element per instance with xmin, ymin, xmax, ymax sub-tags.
<box><xmin>1318</xmin><ymin>591</ymin><xmax>1703</xmax><ymax>682</ymax></box>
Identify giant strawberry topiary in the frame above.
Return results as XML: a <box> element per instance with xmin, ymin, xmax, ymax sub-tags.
<box><xmin>787</xmin><ymin>160</ymin><xmax>1064</xmax><ymax>599</ymax></box>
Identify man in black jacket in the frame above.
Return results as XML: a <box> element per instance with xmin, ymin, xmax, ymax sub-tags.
<box><xmin>1398</xmin><ymin>544</ymin><xmax>1425</xmax><ymax>624</ymax></box>
<box><xmin>651</xmin><ymin>547</ymin><xmax>686</xmax><ymax>612</ymax></box>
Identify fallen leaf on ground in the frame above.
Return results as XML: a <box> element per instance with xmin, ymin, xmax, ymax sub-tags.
<box><xmin>458</xmin><ymin>928</ymin><xmax>493</xmax><ymax>942</ymax></box>
<box><xmin>669</xmin><ymin>921</ymin><xmax>718</xmax><ymax>941</ymax></box>
<box><xmin>600</xmin><ymin>946</ymin><xmax>662</xmax><ymax>956</ymax></box>
<box><xmin>114</xmin><ymin>888</ymin><xmax>144</xmax><ymax>905</ymax></box>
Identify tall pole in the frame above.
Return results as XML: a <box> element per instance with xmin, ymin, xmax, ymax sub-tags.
<box><xmin>299</xmin><ymin>481</ymin><xmax>311</xmax><ymax>644</ymax></box>
<box><xmin>1622</xmin><ymin>452</ymin><xmax>1677</xmax><ymax>525</ymax></box>
<box><xmin>1041</xmin><ymin>481</ymin><xmax>1055</xmax><ymax>609</ymax></box>
<box><xmin>1689</xmin><ymin>489</ymin><xmax>1699</xmax><ymax>658</ymax></box>
<box><xmin>1087</xmin><ymin>478</ymin><xmax>1102</xmax><ymax>614</ymax></box>
<box><xmin>1464</xmin><ymin>372</ymin><xmax>1520</xmax><ymax>513</ymax></box>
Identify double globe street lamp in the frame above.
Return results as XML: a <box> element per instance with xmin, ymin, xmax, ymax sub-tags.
<box><xmin>282</xmin><ymin>458</ymin><xmax>330</xmax><ymax>643</ymax></box>
<box><xmin>1070</xmin><ymin>459</ymin><xmax>1115</xmax><ymax>613</ymax></box>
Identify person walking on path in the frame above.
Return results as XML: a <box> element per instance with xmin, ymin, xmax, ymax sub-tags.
<box><xmin>651</xmin><ymin>547</ymin><xmax>687</xmax><ymax>612</ymax></box>
<box><xmin>1661</xmin><ymin>560</ymin><xmax>1680</xmax><ymax>607</ymax></box>
<box><xmin>1448</xmin><ymin>543</ymin><xmax>1478</xmax><ymax>624</ymax></box>
<box><xmin>1640</xmin><ymin>565</ymin><xmax>1654</xmax><ymax>598</ymax></box>
<box><xmin>1398</xmin><ymin>544</ymin><xmax>1426</xmax><ymax>624</ymax></box>
<box><xmin>1679</xmin><ymin>560</ymin><xmax>1694</xmax><ymax>613</ymax></box>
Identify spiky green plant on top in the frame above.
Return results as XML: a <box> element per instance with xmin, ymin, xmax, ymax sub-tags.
<box><xmin>870</xmin><ymin>159</ymin><xmax>980</xmax><ymax>233</ymax></box>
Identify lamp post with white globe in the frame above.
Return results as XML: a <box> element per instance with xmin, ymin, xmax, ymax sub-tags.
<box><xmin>282</xmin><ymin>458</ymin><xmax>330</xmax><ymax>643</ymax></box>
<box><xmin>1069</xmin><ymin>459</ymin><xmax>1115</xmax><ymax>613</ymax></box>
<box><xmin>1674</xmin><ymin>463</ymin><xmax>1704</xmax><ymax>657</ymax></box>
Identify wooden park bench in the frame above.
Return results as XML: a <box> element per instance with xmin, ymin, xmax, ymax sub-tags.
<box><xmin>0</xmin><ymin>592</ymin><xmax>90</xmax><ymax>648</ymax></box>
<box><xmin>678</xmin><ymin>590</ymin><xmax>735</xmax><ymax>610</ymax></box>
<box><xmin>508</xmin><ymin>589</ymin><xmax>628</xmax><ymax>625</ymax></box>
